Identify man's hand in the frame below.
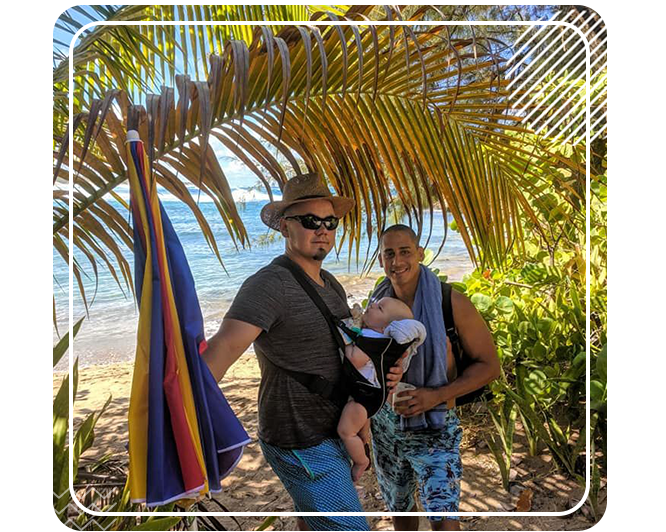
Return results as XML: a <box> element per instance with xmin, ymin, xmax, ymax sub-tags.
<box><xmin>386</xmin><ymin>351</ymin><xmax>408</xmax><ymax>392</ymax></box>
<box><xmin>392</xmin><ymin>387</ymin><xmax>450</xmax><ymax>417</ymax></box>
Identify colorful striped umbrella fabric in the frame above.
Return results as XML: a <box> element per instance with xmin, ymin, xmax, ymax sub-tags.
<box><xmin>126</xmin><ymin>129</ymin><xmax>250</xmax><ymax>507</ymax></box>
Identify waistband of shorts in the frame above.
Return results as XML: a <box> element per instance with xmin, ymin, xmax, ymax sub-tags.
<box><xmin>376</xmin><ymin>403</ymin><xmax>459</xmax><ymax>431</ymax></box>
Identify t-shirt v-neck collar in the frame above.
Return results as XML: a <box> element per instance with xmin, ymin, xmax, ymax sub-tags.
<box><xmin>278</xmin><ymin>254</ymin><xmax>328</xmax><ymax>288</ymax></box>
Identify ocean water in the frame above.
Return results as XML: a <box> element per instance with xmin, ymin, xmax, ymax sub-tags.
<box><xmin>53</xmin><ymin>187</ymin><xmax>474</xmax><ymax>368</ymax></box>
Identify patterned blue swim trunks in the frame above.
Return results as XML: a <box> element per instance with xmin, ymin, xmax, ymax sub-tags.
<box><xmin>371</xmin><ymin>404</ymin><xmax>463</xmax><ymax>521</ymax></box>
<box><xmin>259</xmin><ymin>438</ymin><xmax>370</xmax><ymax>531</ymax></box>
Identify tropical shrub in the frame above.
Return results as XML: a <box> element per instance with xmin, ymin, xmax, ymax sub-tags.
<box><xmin>53</xmin><ymin>319</ymin><xmax>188</xmax><ymax>529</ymax></box>
<box><xmin>457</xmin><ymin>163</ymin><xmax>607</xmax><ymax>516</ymax></box>
<box><xmin>53</xmin><ymin>318</ymin><xmax>113</xmax><ymax>523</ymax></box>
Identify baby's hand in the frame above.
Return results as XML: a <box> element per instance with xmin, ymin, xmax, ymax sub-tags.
<box><xmin>350</xmin><ymin>303</ymin><xmax>364</xmax><ymax>329</ymax></box>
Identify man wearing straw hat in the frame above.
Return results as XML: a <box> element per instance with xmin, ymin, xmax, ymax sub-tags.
<box><xmin>202</xmin><ymin>173</ymin><xmax>405</xmax><ymax>531</ymax></box>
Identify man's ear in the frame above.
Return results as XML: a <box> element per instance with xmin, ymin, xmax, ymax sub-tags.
<box><xmin>378</xmin><ymin>252</ymin><xmax>384</xmax><ymax>268</ymax></box>
<box><xmin>279</xmin><ymin>219</ymin><xmax>289</xmax><ymax>238</ymax></box>
<box><xmin>418</xmin><ymin>246</ymin><xmax>425</xmax><ymax>262</ymax></box>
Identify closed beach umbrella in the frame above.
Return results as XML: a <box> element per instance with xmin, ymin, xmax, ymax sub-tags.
<box><xmin>126</xmin><ymin>128</ymin><xmax>250</xmax><ymax>507</ymax></box>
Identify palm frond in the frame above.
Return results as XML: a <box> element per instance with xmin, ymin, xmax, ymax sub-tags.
<box><xmin>54</xmin><ymin>5</ymin><xmax>351</xmax><ymax>132</ymax></box>
<box><xmin>54</xmin><ymin>6</ymin><xmax>588</xmax><ymax>312</ymax></box>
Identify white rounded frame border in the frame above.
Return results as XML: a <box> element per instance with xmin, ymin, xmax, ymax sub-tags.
<box><xmin>66</xmin><ymin>14</ymin><xmax>595</xmax><ymax>519</ymax></box>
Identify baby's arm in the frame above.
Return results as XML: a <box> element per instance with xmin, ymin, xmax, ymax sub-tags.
<box><xmin>345</xmin><ymin>343</ymin><xmax>371</xmax><ymax>371</ymax></box>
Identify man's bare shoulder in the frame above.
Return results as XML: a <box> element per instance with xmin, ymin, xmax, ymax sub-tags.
<box><xmin>450</xmin><ymin>287</ymin><xmax>475</xmax><ymax>316</ymax></box>
<box><xmin>449</xmin><ymin>285</ymin><xmax>496</xmax><ymax>365</ymax></box>
<box><xmin>449</xmin><ymin>286</ymin><xmax>489</xmax><ymax>332</ymax></box>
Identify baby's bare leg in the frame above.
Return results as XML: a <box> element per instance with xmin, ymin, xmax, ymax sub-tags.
<box><xmin>337</xmin><ymin>401</ymin><xmax>370</xmax><ymax>482</ymax></box>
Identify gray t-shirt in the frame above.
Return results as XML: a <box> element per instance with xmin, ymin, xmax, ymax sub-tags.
<box><xmin>225</xmin><ymin>255</ymin><xmax>351</xmax><ymax>448</ymax></box>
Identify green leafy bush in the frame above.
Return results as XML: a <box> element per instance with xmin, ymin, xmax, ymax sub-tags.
<box><xmin>460</xmin><ymin>165</ymin><xmax>607</xmax><ymax>516</ymax></box>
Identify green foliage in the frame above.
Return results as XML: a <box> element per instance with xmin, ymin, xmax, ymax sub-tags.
<box><xmin>256</xmin><ymin>516</ymin><xmax>279</xmax><ymax>531</ymax></box>
<box><xmin>464</xmin><ymin>251</ymin><xmax>592</xmax><ymax>479</ymax></box>
<box><xmin>485</xmin><ymin>396</ymin><xmax>517</xmax><ymax>491</ymax></box>
<box><xmin>130</xmin><ymin>516</ymin><xmax>183</xmax><ymax>530</ymax></box>
<box><xmin>457</xmin><ymin>164</ymin><xmax>607</xmax><ymax>510</ymax></box>
<box><xmin>54</xmin><ymin>319</ymin><xmax>114</xmax><ymax>521</ymax></box>
<box><xmin>53</xmin><ymin>320</ymin><xmax>185</xmax><ymax>528</ymax></box>
<box><xmin>53</xmin><ymin>317</ymin><xmax>84</xmax><ymax>367</ymax></box>
<box><xmin>254</xmin><ymin>231</ymin><xmax>283</xmax><ymax>248</ymax></box>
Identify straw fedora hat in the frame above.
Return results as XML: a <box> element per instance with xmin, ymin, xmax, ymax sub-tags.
<box><xmin>260</xmin><ymin>173</ymin><xmax>355</xmax><ymax>230</ymax></box>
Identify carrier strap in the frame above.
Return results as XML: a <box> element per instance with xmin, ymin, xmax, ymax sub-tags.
<box><xmin>274</xmin><ymin>256</ymin><xmax>347</xmax><ymax>359</ymax></box>
<box><xmin>440</xmin><ymin>282</ymin><xmax>462</xmax><ymax>370</ymax></box>
<box><xmin>260</xmin><ymin>355</ymin><xmax>347</xmax><ymax>406</ymax></box>
<box><xmin>269</xmin><ymin>255</ymin><xmax>349</xmax><ymax>406</ymax></box>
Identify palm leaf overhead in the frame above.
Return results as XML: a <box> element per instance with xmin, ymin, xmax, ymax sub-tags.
<box><xmin>54</xmin><ymin>5</ymin><xmax>350</xmax><ymax>135</ymax></box>
<box><xmin>54</xmin><ymin>5</ymin><xmax>587</xmax><ymax>312</ymax></box>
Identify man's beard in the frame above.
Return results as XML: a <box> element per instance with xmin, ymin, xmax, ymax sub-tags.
<box><xmin>312</xmin><ymin>247</ymin><xmax>328</xmax><ymax>261</ymax></box>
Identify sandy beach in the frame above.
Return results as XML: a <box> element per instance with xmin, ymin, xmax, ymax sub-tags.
<box><xmin>55</xmin><ymin>355</ymin><xmax>601</xmax><ymax>531</ymax></box>
<box><xmin>54</xmin><ymin>271</ymin><xmax>603</xmax><ymax>530</ymax></box>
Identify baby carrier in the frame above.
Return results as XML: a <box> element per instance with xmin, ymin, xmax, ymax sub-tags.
<box><xmin>271</xmin><ymin>256</ymin><xmax>415</xmax><ymax>417</ymax></box>
<box><xmin>336</xmin><ymin>320</ymin><xmax>414</xmax><ymax>416</ymax></box>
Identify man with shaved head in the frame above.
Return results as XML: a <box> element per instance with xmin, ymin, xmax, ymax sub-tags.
<box><xmin>370</xmin><ymin>224</ymin><xmax>500</xmax><ymax>531</ymax></box>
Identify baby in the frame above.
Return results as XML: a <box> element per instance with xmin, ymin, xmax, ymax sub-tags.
<box><xmin>337</xmin><ymin>297</ymin><xmax>426</xmax><ymax>482</ymax></box>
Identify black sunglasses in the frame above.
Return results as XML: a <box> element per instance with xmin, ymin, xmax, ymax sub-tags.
<box><xmin>284</xmin><ymin>214</ymin><xmax>340</xmax><ymax>230</ymax></box>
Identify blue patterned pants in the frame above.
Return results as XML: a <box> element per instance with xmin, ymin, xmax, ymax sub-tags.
<box><xmin>259</xmin><ymin>438</ymin><xmax>370</xmax><ymax>531</ymax></box>
<box><xmin>371</xmin><ymin>404</ymin><xmax>463</xmax><ymax>521</ymax></box>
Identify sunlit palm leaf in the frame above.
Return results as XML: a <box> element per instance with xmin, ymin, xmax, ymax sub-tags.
<box><xmin>54</xmin><ymin>5</ymin><xmax>349</xmax><ymax>133</ymax></box>
<box><xmin>54</xmin><ymin>6</ymin><xmax>588</xmax><ymax>313</ymax></box>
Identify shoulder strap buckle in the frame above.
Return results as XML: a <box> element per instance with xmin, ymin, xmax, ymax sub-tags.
<box><xmin>310</xmin><ymin>375</ymin><xmax>336</xmax><ymax>399</ymax></box>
